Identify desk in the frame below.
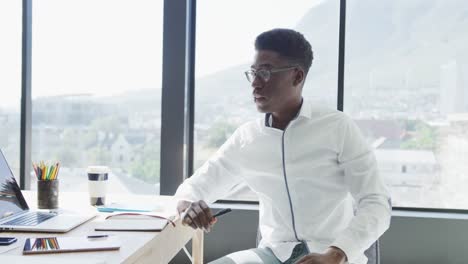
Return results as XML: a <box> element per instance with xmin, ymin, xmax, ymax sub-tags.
<box><xmin>0</xmin><ymin>191</ymin><xmax>204</xmax><ymax>264</ymax></box>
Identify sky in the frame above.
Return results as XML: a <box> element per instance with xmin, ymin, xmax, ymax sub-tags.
<box><xmin>0</xmin><ymin>0</ymin><xmax>322</xmax><ymax>109</ymax></box>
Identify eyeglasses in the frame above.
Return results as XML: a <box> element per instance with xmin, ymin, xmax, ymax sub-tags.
<box><xmin>244</xmin><ymin>65</ymin><xmax>297</xmax><ymax>83</ymax></box>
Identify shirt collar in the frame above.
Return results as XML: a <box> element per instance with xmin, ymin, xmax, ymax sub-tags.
<box><xmin>264</xmin><ymin>97</ymin><xmax>310</xmax><ymax>127</ymax></box>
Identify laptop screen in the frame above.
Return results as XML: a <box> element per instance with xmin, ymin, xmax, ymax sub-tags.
<box><xmin>0</xmin><ymin>150</ymin><xmax>28</xmax><ymax>220</ymax></box>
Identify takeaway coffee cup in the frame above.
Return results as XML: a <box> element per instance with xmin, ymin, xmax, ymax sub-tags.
<box><xmin>87</xmin><ymin>166</ymin><xmax>109</xmax><ymax>206</ymax></box>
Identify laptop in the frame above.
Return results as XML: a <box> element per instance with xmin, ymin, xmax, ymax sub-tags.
<box><xmin>0</xmin><ymin>150</ymin><xmax>96</xmax><ymax>232</ymax></box>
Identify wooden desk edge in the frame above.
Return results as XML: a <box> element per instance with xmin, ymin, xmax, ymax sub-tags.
<box><xmin>122</xmin><ymin>218</ymin><xmax>204</xmax><ymax>264</ymax></box>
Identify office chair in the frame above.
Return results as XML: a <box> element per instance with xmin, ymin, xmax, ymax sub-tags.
<box><xmin>256</xmin><ymin>228</ymin><xmax>380</xmax><ymax>264</ymax></box>
<box><xmin>363</xmin><ymin>240</ymin><xmax>380</xmax><ymax>264</ymax></box>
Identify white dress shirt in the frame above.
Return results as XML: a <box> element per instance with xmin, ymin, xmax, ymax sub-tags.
<box><xmin>175</xmin><ymin>99</ymin><xmax>392</xmax><ymax>264</ymax></box>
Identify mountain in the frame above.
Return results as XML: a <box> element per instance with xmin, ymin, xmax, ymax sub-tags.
<box><xmin>194</xmin><ymin>0</ymin><xmax>468</xmax><ymax>120</ymax></box>
<box><xmin>115</xmin><ymin>0</ymin><xmax>468</xmax><ymax>121</ymax></box>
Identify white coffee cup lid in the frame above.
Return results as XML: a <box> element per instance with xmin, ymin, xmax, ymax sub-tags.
<box><xmin>86</xmin><ymin>166</ymin><xmax>110</xmax><ymax>174</ymax></box>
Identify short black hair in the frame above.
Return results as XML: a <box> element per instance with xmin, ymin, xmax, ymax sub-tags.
<box><xmin>255</xmin><ymin>28</ymin><xmax>313</xmax><ymax>75</ymax></box>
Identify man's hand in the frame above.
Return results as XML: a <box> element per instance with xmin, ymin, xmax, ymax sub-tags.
<box><xmin>177</xmin><ymin>200</ymin><xmax>217</xmax><ymax>232</ymax></box>
<box><xmin>295</xmin><ymin>247</ymin><xmax>347</xmax><ymax>264</ymax></box>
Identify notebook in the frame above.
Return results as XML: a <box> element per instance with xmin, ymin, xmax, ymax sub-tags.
<box><xmin>1</xmin><ymin>256</ymin><xmax>105</xmax><ymax>263</ymax></box>
<box><xmin>23</xmin><ymin>235</ymin><xmax>121</xmax><ymax>254</ymax></box>
<box><xmin>95</xmin><ymin>202</ymin><xmax>156</xmax><ymax>213</ymax></box>
<box><xmin>94</xmin><ymin>213</ymin><xmax>172</xmax><ymax>231</ymax></box>
<box><xmin>0</xmin><ymin>149</ymin><xmax>96</xmax><ymax>233</ymax></box>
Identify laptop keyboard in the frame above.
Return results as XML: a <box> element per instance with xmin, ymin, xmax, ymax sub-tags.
<box><xmin>4</xmin><ymin>212</ymin><xmax>55</xmax><ymax>226</ymax></box>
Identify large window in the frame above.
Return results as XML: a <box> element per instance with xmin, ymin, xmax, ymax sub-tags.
<box><xmin>0</xmin><ymin>1</ymin><xmax>22</xmax><ymax>182</ymax></box>
<box><xmin>345</xmin><ymin>0</ymin><xmax>468</xmax><ymax>209</ymax></box>
<box><xmin>8</xmin><ymin>0</ymin><xmax>467</xmax><ymax>211</ymax></box>
<box><xmin>31</xmin><ymin>0</ymin><xmax>163</xmax><ymax>194</ymax></box>
<box><xmin>194</xmin><ymin>0</ymin><xmax>340</xmax><ymax>201</ymax></box>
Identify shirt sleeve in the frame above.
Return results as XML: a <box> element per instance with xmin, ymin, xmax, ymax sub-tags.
<box><xmin>331</xmin><ymin>115</ymin><xmax>392</xmax><ymax>263</ymax></box>
<box><xmin>174</xmin><ymin>127</ymin><xmax>245</xmax><ymax>204</ymax></box>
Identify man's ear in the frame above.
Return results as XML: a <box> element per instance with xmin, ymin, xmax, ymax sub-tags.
<box><xmin>293</xmin><ymin>69</ymin><xmax>305</xmax><ymax>87</ymax></box>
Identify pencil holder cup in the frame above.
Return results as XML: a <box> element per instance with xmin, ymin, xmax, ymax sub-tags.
<box><xmin>37</xmin><ymin>180</ymin><xmax>59</xmax><ymax>209</ymax></box>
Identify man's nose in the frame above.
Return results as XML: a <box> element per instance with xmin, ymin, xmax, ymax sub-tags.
<box><xmin>251</xmin><ymin>75</ymin><xmax>263</xmax><ymax>89</ymax></box>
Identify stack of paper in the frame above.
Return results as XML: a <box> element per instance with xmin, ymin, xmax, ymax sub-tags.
<box><xmin>95</xmin><ymin>203</ymin><xmax>157</xmax><ymax>213</ymax></box>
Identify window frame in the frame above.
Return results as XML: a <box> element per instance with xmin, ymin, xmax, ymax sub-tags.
<box><xmin>15</xmin><ymin>0</ymin><xmax>467</xmax><ymax>213</ymax></box>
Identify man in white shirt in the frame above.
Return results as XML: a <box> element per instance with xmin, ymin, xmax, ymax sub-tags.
<box><xmin>175</xmin><ymin>28</ymin><xmax>391</xmax><ymax>264</ymax></box>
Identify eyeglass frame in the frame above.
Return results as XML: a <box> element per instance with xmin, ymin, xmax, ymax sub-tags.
<box><xmin>244</xmin><ymin>65</ymin><xmax>299</xmax><ymax>83</ymax></box>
